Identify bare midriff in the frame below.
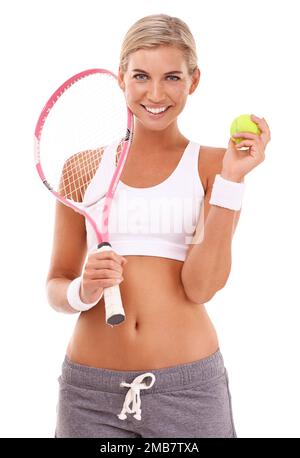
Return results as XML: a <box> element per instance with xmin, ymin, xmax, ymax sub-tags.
<box><xmin>66</xmin><ymin>255</ymin><xmax>219</xmax><ymax>371</ymax></box>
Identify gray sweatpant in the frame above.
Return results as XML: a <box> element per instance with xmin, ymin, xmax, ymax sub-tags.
<box><xmin>55</xmin><ymin>348</ymin><xmax>237</xmax><ymax>438</ymax></box>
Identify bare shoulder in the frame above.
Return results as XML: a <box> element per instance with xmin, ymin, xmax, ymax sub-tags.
<box><xmin>198</xmin><ymin>145</ymin><xmax>227</xmax><ymax>191</ymax></box>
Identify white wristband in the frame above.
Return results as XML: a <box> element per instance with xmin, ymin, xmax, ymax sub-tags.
<box><xmin>67</xmin><ymin>276</ymin><xmax>103</xmax><ymax>312</ymax></box>
<box><xmin>209</xmin><ymin>174</ymin><xmax>245</xmax><ymax>211</ymax></box>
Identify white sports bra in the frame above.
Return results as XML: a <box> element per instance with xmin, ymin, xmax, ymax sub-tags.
<box><xmin>83</xmin><ymin>140</ymin><xmax>205</xmax><ymax>261</ymax></box>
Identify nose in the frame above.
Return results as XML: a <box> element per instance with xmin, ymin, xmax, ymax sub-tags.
<box><xmin>147</xmin><ymin>81</ymin><xmax>165</xmax><ymax>103</ymax></box>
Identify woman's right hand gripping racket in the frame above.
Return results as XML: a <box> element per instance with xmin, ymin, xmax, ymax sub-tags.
<box><xmin>34</xmin><ymin>69</ymin><xmax>134</xmax><ymax>326</ymax></box>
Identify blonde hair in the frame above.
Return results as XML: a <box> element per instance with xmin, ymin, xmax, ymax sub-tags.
<box><xmin>120</xmin><ymin>14</ymin><xmax>198</xmax><ymax>75</ymax></box>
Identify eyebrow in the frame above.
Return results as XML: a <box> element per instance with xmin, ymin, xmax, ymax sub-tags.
<box><xmin>131</xmin><ymin>68</ymin><xmax>183</xmax><ymax>75</ymax></box>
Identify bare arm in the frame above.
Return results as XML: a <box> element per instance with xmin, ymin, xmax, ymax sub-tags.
<box><xmin>181</xmin><ymin>147</ymin><xmax>242</xmax><ymax>304</ymax></box>
<box><xmin>46</xmin><ymin>201</ymin><xmax>88</xmax><ymax>313</ymax></box>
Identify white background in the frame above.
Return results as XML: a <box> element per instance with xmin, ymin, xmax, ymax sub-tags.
<box><xmin>0</xmin><ymin>0</ymin><xmax>299</xmax><ymax>438</ymax></box>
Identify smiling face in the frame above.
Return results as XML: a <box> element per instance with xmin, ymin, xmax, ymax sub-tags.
<box><xmin>118</xmin><ymin>46</ymin><xmax>200</xmax><ymax>132</ymax></box>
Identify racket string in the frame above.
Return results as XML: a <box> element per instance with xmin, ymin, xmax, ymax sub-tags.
<box><xmin>58</xmin><ymin>139</ymin><xmax>124</xmax><ymax>202</ymax></box>
<box><xmin>59</xmin><ymin>147</ymin><xmax>105</xmax><ymax>202</ymax></box>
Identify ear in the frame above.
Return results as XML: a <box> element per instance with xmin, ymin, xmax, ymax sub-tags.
<box><xmin>189</xmin><ymin>67</ymin><xmax>200</xmax><ymax>95</ymax></box>
<box><xmin>118</xmin><ymin>66</ymin><xmax>125</xmax><ymax>91</ymax></box>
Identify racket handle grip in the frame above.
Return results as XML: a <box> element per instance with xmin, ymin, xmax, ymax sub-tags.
<box><xmin>97</xmin><ymin>243</ymin><xmax>126</xmax><ymax>327</ymax></box>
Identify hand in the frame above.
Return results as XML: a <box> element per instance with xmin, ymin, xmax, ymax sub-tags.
<box><xmin>80</xmin><ymin>250</ymin><xmax>128</xmax><ymax>304</ymax></box>
<box><xmin>221</xmin><ymin>114</ymin><xmax>271</xmax><ymax>182</ymax></box>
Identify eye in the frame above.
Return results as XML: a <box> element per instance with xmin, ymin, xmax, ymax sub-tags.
<box><xmin>133</xmin><ymin>73</ymin><xmax>148</xmax><ymax>81</ymax></box>
<box><xmin>166</xmin><ymin>75</ymin><xmax>180</xmax><ymax>81</ymax></box>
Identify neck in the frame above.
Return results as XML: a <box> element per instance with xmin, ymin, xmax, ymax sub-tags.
<box><xmin>130</xmin><ymin>118</ymin><xmax>186</xmax><ymax>154</ymax></box>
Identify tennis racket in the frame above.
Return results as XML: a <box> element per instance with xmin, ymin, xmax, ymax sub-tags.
<box><xmin>34</xmin><ymin>68</ymin><xmax>134</xmax><ymax>326</ymax></box>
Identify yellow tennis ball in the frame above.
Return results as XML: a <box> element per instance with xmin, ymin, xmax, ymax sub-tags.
<box><xmin>230</xmin><ymin>114</ymin><xmax>261</xmax><ymax>144</ymax></box>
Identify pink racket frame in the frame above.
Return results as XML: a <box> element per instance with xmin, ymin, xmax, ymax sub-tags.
<box><xmin>34</xmin><ymin>68</ymin><xmax>134</xmax><ymax>245</ymax></box>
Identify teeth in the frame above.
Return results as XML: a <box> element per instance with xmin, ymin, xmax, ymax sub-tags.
<box><xmin>144</xmin><ymin>106</ymin><xmax>168</xmax><ymax>114</ymax></box>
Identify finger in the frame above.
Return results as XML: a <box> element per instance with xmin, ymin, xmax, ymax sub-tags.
<box><xmin>93</xmin><ymin>250</ymin><xmax>124</xmax><ymax>265</ymax></box>
<box><xmin>110</xmin><ymin>251</ymin><xmax>125</xmax><ymax>264</ymax></box>
<box><xmin>235</xmin><ymin>139</ymin><xmax>256</xmax><ymax>149</ymax></box>
<box><xmin>90</xmin><ymin>278</ymin><xmax>123</xmax><ymax>288</ymax></box>
<box><xmin>121</xmin><ymin>257</ymin><xmax>128</xmax><ymax>265</ymax></box>
<box><xmin>235</xmin><ymin>140</ymin><xmax>262</xmax><ymax>159</ymax></box>
<box><xmin>232</xmin><ymin>132</ymin><xmax>259</xmax><ymax>140</ymax></box>
<box><xmin>88</xmin><ymin>269</ymin><xmax>123</xmax><ymax>279</ymax></box>
<box><xmin>108</xmin><ymin>251</ymin><xmax>128</xmax><ymax>266</ymax></box>
<box><xmin>251</xmin><ymin>114</ymin><xmax>271</xmax><ymax>143</ymax></box>
<box><xmin>251</xmin><ymin>114</ymin><xmax>269</xmax><ymax>129</ymax></box>
<box><xmin>88</xmin><ymin>260</ymin><xmax>122</xmax><ymax>273</ymax></box>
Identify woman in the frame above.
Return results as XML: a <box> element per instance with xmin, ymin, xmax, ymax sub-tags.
<box><xmin>49</xmin><ymin>14</ymin><xmax>270</xmax><ymax>438</ymax></box>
